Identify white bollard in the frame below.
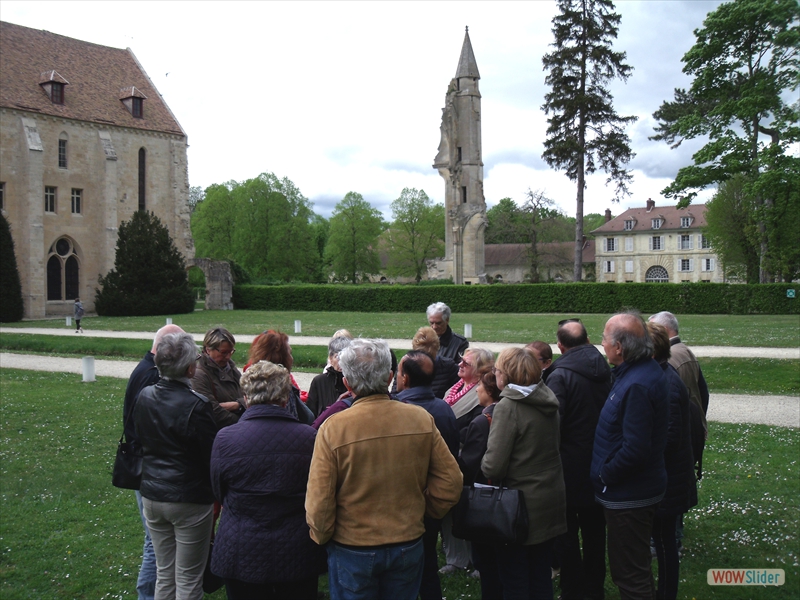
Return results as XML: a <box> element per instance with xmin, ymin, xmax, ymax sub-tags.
<box><xmin>82</xmin><ymin>356</ymin><xmax>96</xmax><ymax>383</ymax></box>
<box><xmin>295</xmin><ymin>320</ymin><xmax>302</xmax><ymax>334</ymax></box>
<box><xmin>464</xmin><ymin>324</ymin><xmax>473</xmax><ymax>339</ymax></box>
<box><xmin>166</xmin><ymin>317</ymin><xmax>173</xmax><ymax>325</ymax></box>
<box><xmin>66</xmin><ymin>316</ymin><xmax>72</xmax><ymax>327</ymax></box>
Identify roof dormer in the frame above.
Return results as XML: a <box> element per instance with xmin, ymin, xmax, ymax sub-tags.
<box><xmin>120</xmin><ymin>86</ymin><xmax>147</xmax><ymax>118</ymax></box>
<box><xmin>39</xmin><ymin>70</ymin><xmax>69</xmax><ymax>104</ymax></box>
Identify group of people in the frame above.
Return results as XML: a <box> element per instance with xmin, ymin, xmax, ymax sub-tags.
<box><xmin>122</xmin><ymin>302</ymin><xmax>708</xmax><ymax>600</ymax></box>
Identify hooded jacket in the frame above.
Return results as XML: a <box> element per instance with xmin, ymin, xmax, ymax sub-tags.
<box><xmin>481</xmin><ymin>383</ymin><xmax>567</xmax><ymax>545</ymax></box>
<box><xmin>546</xmin><ymin>344</ymin><xmax>612</xmax><ymax>506</ymax></box>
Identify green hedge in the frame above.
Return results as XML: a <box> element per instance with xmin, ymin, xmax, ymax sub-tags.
<box><xmin>233</xmin><ymin>283</ymin><xmax>798</xmax><ymax>314</ymax></box>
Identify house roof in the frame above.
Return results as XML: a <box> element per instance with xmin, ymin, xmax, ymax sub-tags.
<box><xmin>0</xmin><ymin>21</ymin><xmax>184</xmax><ymax>136</ymax></box>
<box><xmin>591</xmin><ymin>201</ymin><xmax>707</xmax><ymax>234</ymax></box>
<box><xmin>455</xmin><ymin>27</ymin><xmax>480</xmax><ymax>79</ymax></box>
<box><xmin>485</xmin><ymin>240</ymin><xmax>595</xmax><ymax>267</ymax></box>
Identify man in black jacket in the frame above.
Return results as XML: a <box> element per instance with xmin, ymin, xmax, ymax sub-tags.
<box><xmin>546</xmin><ymin>320</ymin><xmax>611</xmax><ymax>600</ymax></box>
<box><xmin>426</xmin><ymin>302</ymin><xmax>468</xmax><ymax>361</ymax></box>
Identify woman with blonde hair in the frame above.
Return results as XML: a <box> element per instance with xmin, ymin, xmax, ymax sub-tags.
<box><xmin>411</xmin><ymin>326</ymin><xmax>459</xmax><ymax>399</ymax></box>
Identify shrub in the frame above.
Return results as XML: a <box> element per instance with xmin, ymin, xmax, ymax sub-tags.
<box><xmin>0</xmin><ymin>214</ymin><xmax>24</xmax><ymax>322</ymax></box>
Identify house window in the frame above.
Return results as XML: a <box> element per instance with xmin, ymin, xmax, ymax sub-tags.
<box><xmin>651</xmin><ymin>218</ymin><xmax>662</xmax><ymax>229</ymax></box>
<box><xmin>701</xmin><ymin>235</ymin><xmax>712</xmax><ymax>249</ymax></box>
<box><xmin>651</xmin><ymin>236</ymin><xmax>662</xmax><ymax>251</ymax></box>
<box><xmin>138</xmin><ymin>148</ymin><xmax>146</xmax><ymax>211</ymax></box>
<box><xmin>701</xmin><ymin>258</ymin><xmax>715</xmax><ymax>272</ymax></box>
<box><xmin>624</xmin><ymin>220</ymin><xmax>634</xmax><ymax>231</ymax></box>
<box><xmin>625</xmin><ymin>237</ymin><xmax>634</xmax><ymax>252</ymax></box>
<box><xmin>605</xmin><ymin>237</ymin><xmax>617</xmax><ymax>252</ymax></box>
<box><xmin>645</xmin><ymin>265</ymin><xmax>669</xmax><ymax>283</ymax></box>
<box><xmin>71</xmin><ymin>189</ymin><xmax>82</xmax><ymax>214</ymax></box>
<box><xmin>679</xmin><ymin>234</ymin><xmax>693</xmax><ymax>250</ymax></box>
<box><xmin>603</xmin><ymin>260</ymin><xmax>615</xmax><ymax>274</ymax></box>
<box><xmin>51</xmin><ymin>82</ymin><xmax>64</xmax><ymax>104</ymax></box>
<box><xmin>679</xmin><ymin>258</ymin><xmax>694</xmax><ymax>272</ymax></box>
<box><xmin>45</xmin><ymin>186</ymin><xmax>57</xmax><ymax>213</ymax></box>
<box><xmin>58</xmin><ymin>139</ymin><xmax>67</xmax><ymax>168</ymax></box>
<box><xmin>681</xmin><ymin>216</ymin><xmax>692</xmax><ymax>228</ymax></box>
<box><xmin>47</xmin><ymin>237</ymin><xmax>80</xmax><ymax>300</ymax></box>
<box><xmin>132</xmin><ymin>97</ymin><xmax>143</xmax><ymax>118</ymax></box>
<box><xmin>625</xmin><ymin>260</ymin><xmax>634</xmax><ymax>273</ymax></box>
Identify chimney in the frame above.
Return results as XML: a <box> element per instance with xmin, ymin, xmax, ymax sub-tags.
<box><xmin>604</xmin><ymin>208</ymin><xmax>612</xmax><ymax>222</ymax></box>
<box><xmin>646</xmin><ymin>198</ymin><xmax>655</xmax><ymax>212</ymax></box>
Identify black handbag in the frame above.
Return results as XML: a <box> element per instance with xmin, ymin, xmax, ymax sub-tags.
<box><xmin>111</xmin><ymin>399</ymin><xmax>142</xmax><ymax>490</ymax></box>
<box><xmin>451</xmin><ymin>483</ymin><xmax>529</xmax><ymax>545</ymax></box>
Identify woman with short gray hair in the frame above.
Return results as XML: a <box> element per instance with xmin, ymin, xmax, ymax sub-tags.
<box><xmin>210</xmin><ymin>360</ymin><xmax>325</xmax><ymax>598</ymax></box>
<box><xmin>134</xmin><ymin>332</ymin><xmax>219</xmax><ymax>600</ymax></box>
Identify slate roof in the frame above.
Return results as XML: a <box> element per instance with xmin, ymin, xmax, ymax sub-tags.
<box><xmin>0</xmin><ymin>21</ymin><xmax>184</xmax><ymax>136</ymax></box>
<box><xmin>591</xmin><ymin>202</ymin><xmax>707</xmax><ymax>234</ymax></box>
<box><xmin>485</xmin><ymin>240</ymin><xmax>595</xmax><ymax>267</ymax></box>
<box><xmin>455</xmin><ymin>28</ymin><xmax>480</xmax><ymax>79</ymax></box>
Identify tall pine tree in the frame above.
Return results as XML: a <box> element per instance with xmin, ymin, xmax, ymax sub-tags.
<box><xmin>542</xmin><ymin>0</ymin><xmax>636</xmax><ymax>281</ymax></box>
<box><xmin>95</xmin><ymin>211</ymin><xmax>194</xmax><ymax>316</ymax></box>
<box><xmin>0</xmin><ymin>214</ymin><xmax>24</xmax><ymax>322</ymax></box>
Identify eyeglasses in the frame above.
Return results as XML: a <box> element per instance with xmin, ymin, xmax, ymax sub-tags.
<box><xmin>558</xmin><ymin>318</ymin><xmax>582</xmax><ymax>326</ymax></box>
<box><xmin>210</xmin><ymin>346</ymin><xmax>235</xmax><ymax>357</ymax></box>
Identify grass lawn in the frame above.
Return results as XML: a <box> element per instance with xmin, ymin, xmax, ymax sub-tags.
<box><xmin>4</xmin><ymin>311</ymin><xmax>799</xmax><ymax>348</ymax></box>
<box><xmin>1</xmin><ymin>369</ymin><xmax>797</xmax><ymax>599</ymax></box>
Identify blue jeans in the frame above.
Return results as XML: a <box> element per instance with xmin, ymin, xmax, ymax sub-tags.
<box><xmin>327</xmin><ymin>538</ymin><xmax>424</xmax><ymax>600</ymax></box>
<box><xmin>135</xmin><ymin>491</ymin><xmax>156</xmax><ymax>600</ymax></box>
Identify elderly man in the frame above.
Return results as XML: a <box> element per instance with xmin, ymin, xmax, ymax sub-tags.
<box><xmin>592</xmin><ymin>313</ymin><xmax>669</xmax><ymax>600</ymax></box>
<box><xmin>306</xmin><ymin>339</ymin><xmax>463</xmax><ymax>600</ymax></box>
<box><xmin>546</xmin><ymin>320</ymin><xmax>611</xmax><ymax>600</ymax></box>
<box><xmin>426</xmin><ymin>302</ymin><xmax>469</xmax><ymax>361</ymax></box>
<box><xmin>122</xmin><ymin>324</ymin><xmax>185</xmax><ymax>600</ymax></box>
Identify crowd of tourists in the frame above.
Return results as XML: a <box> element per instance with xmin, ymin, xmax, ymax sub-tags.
<box><xmin>122</xmin><ymin>302</ymin><xmax>708</xmax><ymax>600</ymax></box>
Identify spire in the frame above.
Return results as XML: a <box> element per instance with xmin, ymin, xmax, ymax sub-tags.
<box><xmin>455</xmin><ymin>26</ymin><xmax>480</xmax><ymax>79</ymax></box>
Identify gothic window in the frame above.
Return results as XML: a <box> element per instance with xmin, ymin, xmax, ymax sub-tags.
<box><xmin>58</xmin><ymin>138</ymin><xmax>68</xmax><ymax>168</ymax></box>
<box><xmin>45</xmin><ymin>186</ymin><xmax>57</xmax><ymax>213</ymax></box>
<box><xmin>645</xmin><ymin>265</ymin><xmax>669</xmax><ymax>283</ymax></box>
<box><xmin>138</xmin><ymin>148</ymin><xmax>146</xmax><ymax>211</ymax></box>
<box><xmin>47</xmin><ymin>237</ymin><xmax>80</xmax><ymax>301</ymax></box>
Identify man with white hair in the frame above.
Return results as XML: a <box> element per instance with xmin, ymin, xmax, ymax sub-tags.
<box><xmin>121</xmin><ymin>324</ymin><xmax>184</xmax><ymax>600</ymax></box>
<box><xmin>426</xmin><ymin>302</ymin><xmax>469</xmax><ymax>361</ymax></box>
<box><xmin>306</xmin><ymin>339</ymin><xmax>463</xmax><ymax>600</ymax></box>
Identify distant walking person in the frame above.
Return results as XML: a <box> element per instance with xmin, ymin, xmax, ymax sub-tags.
<box><xmin>74</xmin><ymin>298</ymin><xmax>84</xmax><ymax>333</ymax></box>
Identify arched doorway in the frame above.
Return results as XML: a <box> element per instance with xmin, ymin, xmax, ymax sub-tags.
<box><xmin>46</xmin><ymin>236</ymin><xmax>81</xmax><ymax>300</ymax></box>
<box><xmin>645</xmin><ymin>265</ymin><xmax>669</xmax><ymax>283</ymax></box>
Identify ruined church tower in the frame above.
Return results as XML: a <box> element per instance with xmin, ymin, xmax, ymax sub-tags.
<box><xmin>432</xmin><ymin>27</ymin><xmax>486</xmax><ymax>285</ymax></box>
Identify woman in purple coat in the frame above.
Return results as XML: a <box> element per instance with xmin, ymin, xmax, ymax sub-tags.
<box><xmin>210</xmin><ymin>360</ymin><xmax>325</xmax><ymax>599</ymax></box>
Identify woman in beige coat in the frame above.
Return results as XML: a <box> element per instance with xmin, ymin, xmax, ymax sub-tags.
<box><xmin>481</xmin><ymin>347</ymin><xmax>567</xmax><ymax>599</ymax></box>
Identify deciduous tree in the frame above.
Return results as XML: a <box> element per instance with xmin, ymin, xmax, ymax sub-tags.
<box><xmin>325</xmin><ymin>192</ymin><xmax>383</xmax><ymax>284</ymax></box>
<box><xmin>542</xmin><ymin>0</ymin><xmax>637</xmax><ymax>282</ymax></box>
<box><xmin>385</xmin><ymin>188</ymin><xmax>444</xmax><ymax>283</ymax></box>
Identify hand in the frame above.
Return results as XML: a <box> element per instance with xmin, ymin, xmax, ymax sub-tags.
<box><xmin>220</xmin><ymin>401</ymin><xmax>240</xmax><ymax>412</ymax></box>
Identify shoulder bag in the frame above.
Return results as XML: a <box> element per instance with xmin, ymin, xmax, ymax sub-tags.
<box><xmin>452</xmin><ymin>482</ymin><xmax>528</xmax><ymax>545</ymax></box>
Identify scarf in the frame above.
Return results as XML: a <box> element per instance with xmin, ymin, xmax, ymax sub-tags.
<box><xmin>444</xmin><ymin>379</ymin><xmax>477</xmax><ymax>407</ymax></box>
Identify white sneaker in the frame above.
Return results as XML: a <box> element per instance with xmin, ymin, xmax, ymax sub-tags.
<box><xmin>470</xmin><ymin>569</ymin><xmax>481</xmax><ymax>579</ymax></box>
<box><xmin>438</xmin><ymin>564</ymin><xmax>461</xmax><ymax>575</ymax></box>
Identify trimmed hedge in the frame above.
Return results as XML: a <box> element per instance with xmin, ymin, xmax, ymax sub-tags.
<box><xmin>233</xmin><ymin>283</ymin><xmax>799</xmax><ymax>315</ymax></box>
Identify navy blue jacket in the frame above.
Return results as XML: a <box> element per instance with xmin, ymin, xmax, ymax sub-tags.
<box><xmin>123</xmin><ymin>352</ymin><xmax>160</xmax><ymax>455</ymax></box>
<box><xmin>210</xmin><ymin>404</ymin><xmax>325</xmax><ymax>583</ymax></box>
<box><xmin>397</xmin><ymin>386</ymin><xmax>460</xmax><ymax>459</ymax></box>
<box><xmin>591</xmin><ymin>358</ymin><xmax>669</xmax><ymax>509</ymax></box>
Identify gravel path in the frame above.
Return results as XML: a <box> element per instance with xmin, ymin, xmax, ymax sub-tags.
<box><xmin>2</xmin><ymin>327</ymin><xmax>799</xmax><ymax>359</ymax></box>
<box><xmin>2</xmin><ymin>352</ymin><xmax>797</xmax><ymax>429</ymax></box>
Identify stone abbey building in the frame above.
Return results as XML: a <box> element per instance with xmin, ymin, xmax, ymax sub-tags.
<box><xmin>0</xmin><ymin>21</ymin><xmax>193</xmax><ymax>319</ymax></box>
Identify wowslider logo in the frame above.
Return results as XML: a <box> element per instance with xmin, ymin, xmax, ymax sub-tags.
<box><xmin>707</xmin><ymin>569</ymin><xmax>785</xmax><ymax>586</ymax></box>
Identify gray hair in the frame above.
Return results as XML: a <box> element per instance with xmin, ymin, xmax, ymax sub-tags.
<box><xmin>607</xmin><ymin>312</ymin><xmax>653</xmax><ymax>364</ymax></box>
<box><xmin>649</xmin><ymin>311</ymin><xmax>679</xmax><ymax>335</ymax></box>
<box><xmin>203</xmin><ymin>327</ymin><xmax>236</xmax><ymax>351</ymax></box>
<box><xmin>155</xmin><ymin>332</ymin><xmax>199</xmax><ymax>379</ymax></box>
<box><xmin>426</xmin><ymin>302</ymin><xmax>451</xmax><ymax>321</ymax></box>
<box><xmin>240</xmin><ymin>360</ymin><xmax>291</xmax><ymax>407</ymax></box>
<box><xmin>328</xmin><ymin>335</ymin><xmax>352</xmax><ymax>359</ymax></box>
<box><xmin>338</xmin><ymin>338</ymin><xmax>392</xmax><ymax>397</ymax></box>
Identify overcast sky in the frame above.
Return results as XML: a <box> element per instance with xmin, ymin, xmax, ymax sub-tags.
<box><xmin>3</xmin><ymin>0</ymin><xmax>725</xmax><ymax>219</ymax></box>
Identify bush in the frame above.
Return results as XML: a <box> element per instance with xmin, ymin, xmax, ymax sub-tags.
<box><xmin>0</xmin><ymin>214</ymin><xmax>24</xmax><ymax>322</ymax></box>
<box><xmin>95</xmin><ymin>211</ymin><xmax>194</xmax><ymax>316</ymax></box>
<box><xmin>232</xmin><ymin>282</ymin><xmax>798</xmax><ymax>314</ymax></box>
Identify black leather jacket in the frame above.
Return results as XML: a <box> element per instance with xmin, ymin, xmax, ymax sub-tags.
<box><xmin>438</xmin><ymin>327</ymin><xmax>469</xmax><ymax>361</ymax></box>
<box><xmin>134</xmin><ymin>378</ymin><xmax>219</xmax><ymax>504</ymax></box>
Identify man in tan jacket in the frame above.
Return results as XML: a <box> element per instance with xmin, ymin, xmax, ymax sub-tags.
<box><xmin>306</xmin><ymin>338</ymin><xmax>463</xmax><ymax>600</ymax></box>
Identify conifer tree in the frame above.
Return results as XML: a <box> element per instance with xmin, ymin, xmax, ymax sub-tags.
<box><xmin>95</xmin><ymin>211</ymin><xmax>194</xmax><ymax>316</ymax></box>
<box><xmin>0</xmin><ymin>214</ymin><xmax>24</xmax><ymax>322</ymax></box>
<box><xmin>542</xmin><ymin>0</ymin><xmax>637</xmax><ymax>281</ymax></box>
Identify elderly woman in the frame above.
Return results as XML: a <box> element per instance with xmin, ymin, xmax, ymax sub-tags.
<box><xmin>481</xmin><ymin>347</ymin><xmax>568</xmax><ymax>599</ymax></box>
<box><xmin>306</xmin><ymin>336</ymin><xmax>352</xmax><ymax>417</ymax></box>
<box><xmin>245</xmin><ymin>330</ymin><xmax>315</xmax><ymax>425</ymax></box>
<box><xmin>134</xmin><ymin>332</ymin><xmax>219</xmax><ymax>600</ymax></box>
<box><xmin>210</xmin><ymin>360</ymin><xmax>325</xmax><ymax>599</ymax></box>
<box><xmin>193</xmin><ymin>327</ymin><xmax>244</xmax><ymax>428</ymax></box>
<box><xmin>647</xmin><ymin>322</ymin><xmax>696</xmax><ymax>600</ymax></box>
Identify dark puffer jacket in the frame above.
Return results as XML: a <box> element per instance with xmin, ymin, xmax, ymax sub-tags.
<box><xmin>210</xmin><ymin>404</ymin><xmax>325</xmax><ymax>583</ymax></box>
<box><xmin>657</xmin><ymin>363</ymin><xmax>697</xmax><ymax>517</ymax></box>
<box><xmin>134</xmin><ymin>378</ymin><xmax>218</xmax><ymax>504</ymax></box>
<box><xmin>546</xmin><ymin>344</ymin><xmax>611</xmax><ymax>506</ymax></box>
<box><xmin>591</xmin><ymin>358</ymin><xmax>669</xmax><ymax>509</ymax></box>
<box><xmin>307</xmin><ymin>368</ymin><xmax>348</xmax><ymax>417</ymax></box>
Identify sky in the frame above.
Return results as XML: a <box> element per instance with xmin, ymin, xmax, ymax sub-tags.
<box><xmin>2</xmin><ymin>0</ymin><xmax>726</xmax><ymax>220</ymax></box>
